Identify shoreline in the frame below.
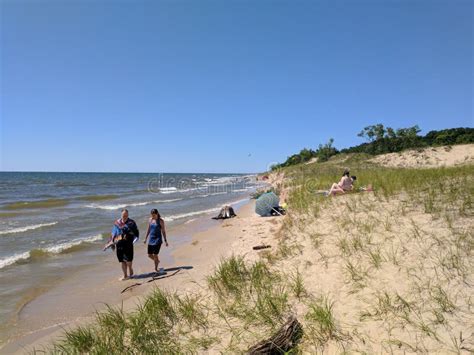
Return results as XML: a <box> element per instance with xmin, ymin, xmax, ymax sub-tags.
<box><xmin>1</xmin><ymin>198</ymin><xmax>259</xmax><ymax>354</ymax></box>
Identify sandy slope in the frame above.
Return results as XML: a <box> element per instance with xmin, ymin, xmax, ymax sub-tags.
<box><xmin>275</xmin><ymin>193</ymin><xmax>473</xmax><ymax>353</ymax></box>
<box><xmin>369</xmin><ymin>144</ymin><xmax>474</xmax><ymax>168</ymax></box>
<box><xmin>216</xmin><ymin>173</ymin><xmax>474</xmax><ymax>352</ymax></box>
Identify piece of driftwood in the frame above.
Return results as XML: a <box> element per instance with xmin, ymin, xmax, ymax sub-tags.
<box><xmin>147</xmin><ymin>268</ymin><xmax>181</xmax><ymax>282</ymax></box>
<box><xmin>121</xmin><ymin>269</ymin><xmax>183</xmax><ymax>293</ymax></box>
<box><xmin>248</xmin><ymin>316</ymin><xmax>303</xmax><ymax>354</ymax></box>
<box><xmin>253</xmin><ymin>245</ymin><xmax>271</xmax><ymax>250</ymax></box>
<box><xmin>121</xmin><ymin>282</ymin><xmax>142</xmax><ymax>294</ymax></box>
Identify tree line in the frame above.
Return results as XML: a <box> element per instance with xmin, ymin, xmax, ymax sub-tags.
<box><xmin>271</xmin><ymin>125</ymin><xmax>474</xmax><ymax>170</ymax></box>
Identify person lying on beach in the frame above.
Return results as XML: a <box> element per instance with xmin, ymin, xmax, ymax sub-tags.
<box><xmin>212</xmin><ymin>205</ymin><xmax>237</xmax><ymax>220</ymax></box>
<box><xmin>144</xmin><ymin>208</ymin><xmax>168</xmax><ymax>273</ymax></box>
<box><xmin>328</xmin><ymin>169</ymin><xmax>355</xmax><ymax>196</ymax></box>
<box><xmin>110</xmin><ymin>209</ymin><xmax>139</xmax><ymax>280</ymax></box>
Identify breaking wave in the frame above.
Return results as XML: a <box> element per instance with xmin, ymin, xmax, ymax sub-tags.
<box><xmin>0</xmin><ymin>222</ymin><xmax>58</xmax><ymax>236</ymax></box>
<box><xmin>86</xmin><ymin>198</ymin><xmax>183</xmax><ymax>211</ymax></box>
<box><xmin>0</xmin><ymin>234</ymin><xmax>105</xmax><ymax>270</ymax></box>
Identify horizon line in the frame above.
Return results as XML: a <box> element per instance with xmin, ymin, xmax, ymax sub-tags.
<box><xmin>0</xmin><ymin>170</ymin><xmax>261</xmax><ymax>175</ymax></box>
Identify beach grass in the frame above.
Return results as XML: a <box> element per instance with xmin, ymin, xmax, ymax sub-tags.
<box><xmin>272</xmin><ymin>155</ymin><xmax>473</xmax><ymax>353</ymax></box>
<box><xmin>43</xmin><ymin>256</ymin><xmax>290</xmax><ymax>353</ymax></box>
<box><xmin>304</xmin><ymin>296</ymin><xmax>343</xmax><ymax>349</ymax></box>
<box><xmin>208</xmin><ymin>256</ymin><xmax>289</xmax><ymax>331</ymax></box>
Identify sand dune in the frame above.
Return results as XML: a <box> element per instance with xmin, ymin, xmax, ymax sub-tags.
<box><xmin>370</xmin><ymin>144</ymin><xmax>474</xmax><ymax>168</ymax></box>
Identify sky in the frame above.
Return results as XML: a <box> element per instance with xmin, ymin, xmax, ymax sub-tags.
<box><xmin>1</xmin><ymin>0</ymin><xmax>472</xmax><ymax>173</ymax></box>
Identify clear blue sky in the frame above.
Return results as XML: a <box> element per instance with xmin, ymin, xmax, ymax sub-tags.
<box><xmin>1</xmin><ymin>0</ymin><xmax>472</xmax><ymax>173</ymax></box>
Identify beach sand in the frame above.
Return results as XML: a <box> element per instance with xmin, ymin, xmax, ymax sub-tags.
<box><xmin>1</xmin><ymin>200</ymin><xmax>268</xmax><ymax>354</ymax></box>
<box><xmin>369</xmin><ymin>144</ymin><xmax>474</xmax><ymax>168</ymax></box>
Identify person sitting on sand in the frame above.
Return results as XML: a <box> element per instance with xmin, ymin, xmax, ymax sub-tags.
<box><xmin>111</xmin><ymin>209</ymin><xmax>139</xmax><ymax>280</ymax></box>
<box><xmin>328</xmin><ymin>168</ymin><xmax>355</xmax><ymax>196</ymax></box>
<box><xmin>144</xmin><ymin>208</ymin><xmax>168</xmax><ymax>273</ymax></box>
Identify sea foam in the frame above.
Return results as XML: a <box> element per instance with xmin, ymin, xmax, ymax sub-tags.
<box><xmin>0</xmin><ymin>234</ymin><xmax>105</xmax><ymax>269</ymax></box>
<box><xmin>86</xmin><ymin>198</ymin><xmax>183</xmax><ymax>210</ymax></box>
<box><xmin>0</xmin><ymin>222</ymin><xmax>58</xmax><ymax>236</ymax></box>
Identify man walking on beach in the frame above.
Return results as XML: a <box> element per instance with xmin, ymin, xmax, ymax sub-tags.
<box><xmin>112</xmin><ymin>209</ymin><xmax>139</xmax><ymax>280</ymax></box>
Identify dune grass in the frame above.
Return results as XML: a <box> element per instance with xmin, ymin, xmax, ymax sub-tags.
<box><xmin>42</xmin><ymin>256</ymin><xmax>292</xmax><ymax>354</ymax></box>
<box><xmin>208</xmin><ymin>256</ymin><xmax>289</xmax><ymax>330</ymax></box>
<box><xmin>283</xmin><ymin>159</ymin><xmax>473</xmax><ymax>216</ymax></box>
<box><xmin>42</xmin><ymin>287</ymin><xmax>214</xmax><ymax>354</ymax></box>
<box><xmin>304</xmin><ymin>296</ymin><xmax>343</xmax><ymax>348</ymax></box>
<box><xmin>274</xmin><ymin>155</ymin><xmax>473</xmax><ymax>353</ymax></box>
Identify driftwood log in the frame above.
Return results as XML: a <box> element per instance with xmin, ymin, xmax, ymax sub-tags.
<box><xmin>121</xmin><ymin>269</ymin><xmax>182</xmax><ymax>293</ymax></box>
<box><xmin>248</xmin><ymin>316</ymin><xmax>303</xmax><ymax>354</ymax></box>
<box><xmin>120</xmin><ymin>282</ymin><xmax>141</xmax><ymax>294</ymax></box>
<box><xmin>147</xmin><ymin>268</ymin><xmax>181</xmax><ymax>282</ymax></box>
<box><xmin>253</xmin><ymin>245</ymin><xmax>271</xmax><ymax>250</ymax></box>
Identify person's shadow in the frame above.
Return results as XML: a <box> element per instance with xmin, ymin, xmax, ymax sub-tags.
<box><xmin>131</xmin><ymin>266</ymin><xmax>193</xmax><ymax>279</ymax></box>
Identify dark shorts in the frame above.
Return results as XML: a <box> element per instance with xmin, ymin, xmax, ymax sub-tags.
<box><xmin>116</xmin><ymin>239</ymin><xmax>134</xmax><ymax>263</ymax></box>
<box><xmin>147</xmin><ymin>243</ymin><xmax>162</xmax><ymax>255</ymax></box>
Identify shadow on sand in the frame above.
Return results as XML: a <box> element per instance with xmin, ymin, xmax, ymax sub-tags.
<box><xmin>131</xmin><ymin>266</ymin><xmax>194</xmax><ymax>280</ymax></box>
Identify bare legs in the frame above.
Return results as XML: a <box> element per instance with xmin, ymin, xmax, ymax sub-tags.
<box><xmin>148</xmin><ymin>254</ymin><xmax>160</xmax><ymax>272</ymax></box>
<box><xmin>120</xmin><ymin>261</ymin><xmax>134</xmax><ymax>280</ymax></box>
<box><xmin>328</xmin><ymin>183</ymin><xmax>345</xmax><ymax>196</ymax></box>
<box><xmin>127</xmin><ymin>261</ymin><xmax>133</xmax><ymax>278</ymax></box>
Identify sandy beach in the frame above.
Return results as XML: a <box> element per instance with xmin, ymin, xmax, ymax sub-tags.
<box><xmin>1</xmin><ymin>199</ymin><xmax>263</xmax><ymax>353</ymax></box>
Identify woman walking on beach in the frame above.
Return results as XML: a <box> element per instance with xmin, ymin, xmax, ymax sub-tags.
<box><xmin>144</xmin><ymin>208</ymin><xmax>168</xmax><ymax>273</ymax></box>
